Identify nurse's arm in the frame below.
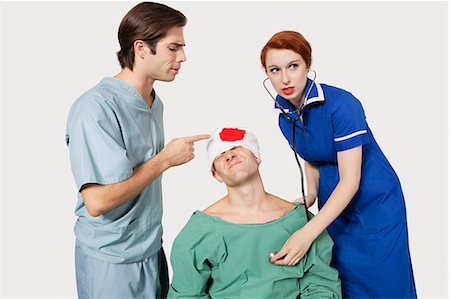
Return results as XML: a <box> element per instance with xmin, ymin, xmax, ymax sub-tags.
<box><xmin>302</xmin><ymin>146</ymin><xmax>362</xmax><ymax>239</ymax></box>
<box><xmin>271</xmin><ymin>146</ymin><xmax>361</xmax><ymax>265</ymax></box>
<box><xmin>81</xmin><ymin>134</ymin><xmax>210</xmax><ymax>217</ymax></box>
<box><xmin>304</xmin><ymin>161</ymin><xmax>319</xmax><ymax>208</ymax></box>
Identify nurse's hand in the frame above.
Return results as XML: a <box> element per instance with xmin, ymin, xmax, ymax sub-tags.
<box><xmin>293</xmin><ymin>194</ymin><xmax>316</xmax><ymax>208</ymax></box>
<box><xmin>270</xmin><ymin>226</ymin><xmax>314</xmax><ymax>266</ymax></box>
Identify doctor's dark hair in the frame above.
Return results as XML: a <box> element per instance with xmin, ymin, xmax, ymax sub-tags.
<box><xmin>260</xmin><ymin>31</ymin><xmax>312</xmax><ymax>70</ymax></box>
<box><xmin>116</xmin><ymin>2</ymin><xmax>186</xmax><ymax>70</ymax></box>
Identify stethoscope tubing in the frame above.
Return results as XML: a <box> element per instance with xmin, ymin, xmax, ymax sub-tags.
<box><xmin>263</xmin><ymin>71</ymin><xmax>317</xmax><ymax>221</ymax></box>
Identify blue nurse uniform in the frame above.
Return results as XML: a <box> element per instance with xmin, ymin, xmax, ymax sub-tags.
<box><xmin>276</xmin><ymin>79</ymin><xmax>417</xmax><ymax>298</ymax></box>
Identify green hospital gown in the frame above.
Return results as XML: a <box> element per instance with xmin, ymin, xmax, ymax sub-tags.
<box><xmin>168</xmin><ymin>203</ymin><xmax>342</xmax><ymax>299</ymax></box>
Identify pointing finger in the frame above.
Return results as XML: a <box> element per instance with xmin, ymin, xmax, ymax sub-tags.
<box><xmin>186</xmin><ymin>134</ymin><xmax>210</xmax><ymax>142</ymax></box>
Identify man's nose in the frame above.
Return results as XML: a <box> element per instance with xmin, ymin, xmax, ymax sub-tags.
<box><xmin>177</xmin><ymin>48</ymin><xmax>186</xmax><ymax>62</ymax></box>
<box><xmin>225</xmin><ymin>151</ymin><xmax>236</xmax><ymax>162</ymax></box>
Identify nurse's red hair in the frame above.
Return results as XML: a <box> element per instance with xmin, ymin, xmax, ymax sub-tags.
<box><xmin>260</xmin><ymin>31</ymin><xmax>312</xmax><ymax>69</ymax></box>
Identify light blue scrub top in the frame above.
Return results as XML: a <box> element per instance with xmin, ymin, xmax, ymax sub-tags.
<box><xmin>66</xmin><ymin>77</ymin><xmax>164</xmax><ymax>263</ymax></box>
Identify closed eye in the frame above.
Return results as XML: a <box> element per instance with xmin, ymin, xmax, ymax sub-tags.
<box><xmin>168</xmin><ymin>43</ymin><xmax>185</xmax><ymax>52</ymax></box>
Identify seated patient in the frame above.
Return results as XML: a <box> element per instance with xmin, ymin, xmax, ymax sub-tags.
<box><xmin>168</xmin><ymin>127</ymin><xmax>342</xmax><ymax>299</ymax></box>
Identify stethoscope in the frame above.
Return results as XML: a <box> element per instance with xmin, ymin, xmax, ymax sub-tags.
<box><xmin>262</xmin><ymin>70</ymin><xmax>317</xmax><ymax>221</ymax></box>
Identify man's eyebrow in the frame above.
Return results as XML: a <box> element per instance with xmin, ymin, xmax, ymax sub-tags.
<box><xmin>170</xmin><ymin>42</ymin><xmax>185</xmax><ymax>47</ymax></box>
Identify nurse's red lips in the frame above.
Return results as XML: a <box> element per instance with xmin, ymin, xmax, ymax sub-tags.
<box><xmin>282</xmin><ymin>87</ymin><xmax>294</xmax><ymax>95</ymax></box>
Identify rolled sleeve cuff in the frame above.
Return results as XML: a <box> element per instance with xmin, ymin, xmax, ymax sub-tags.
<box><xmin>76</xmin><ymin>170</ymin><xmax>133</xmax><ymax>191</ymax></box>
<box><xmin>334</xmin><ymin>130</ymin><xmax>369</xmax><ymax>151</ymax></box>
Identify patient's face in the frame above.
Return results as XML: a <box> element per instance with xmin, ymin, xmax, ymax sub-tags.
<box><xmin>213</xmin><ymin>146</ymin><xmax>260</xmax><ymax>186</ymax></box>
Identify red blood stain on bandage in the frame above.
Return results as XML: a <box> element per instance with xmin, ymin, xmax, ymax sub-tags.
<box><xmin>219</xmin><ymin>128</ymin><xmax>246</xmax><ymax>141</ymax></box>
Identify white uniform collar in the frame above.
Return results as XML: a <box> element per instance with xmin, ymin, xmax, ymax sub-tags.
<box><xmin>303</xmin><ymin>81</ymin><xmax>325</xmax><ymax>108</ymax></box>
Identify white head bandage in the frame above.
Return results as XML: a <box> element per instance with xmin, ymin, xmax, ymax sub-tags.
<box><xmin>206</xmin><ymin>127</ymin><xmax>261</xmax><ymax>169</ymax></box>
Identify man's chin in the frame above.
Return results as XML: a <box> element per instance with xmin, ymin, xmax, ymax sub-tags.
<box><xmin>225</xmin><ymin>173</ymin><xmax>252</xmax><ymax>187</ymax></box>
<box><xmin>158</xmin><ymin>77</ymin><xmax>176</xmax><ymax>82</ymax></box>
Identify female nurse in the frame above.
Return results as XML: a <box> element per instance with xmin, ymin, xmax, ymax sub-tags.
<box><xmin>261</xmin><ymin>31</ymin><xmax>417</xmax><ymax>298</ymax></box>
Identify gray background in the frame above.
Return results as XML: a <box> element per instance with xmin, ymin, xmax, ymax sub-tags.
<box><xmin>1</xmin><ymin>1</ymin><xmax>448</xmax><ymax>298</ymax></box>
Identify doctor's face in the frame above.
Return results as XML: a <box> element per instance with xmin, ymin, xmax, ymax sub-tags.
<box><xmin>144</xmin><ymin>26</ymin><xmax>187</xmax><ymax>82</ymax></box>
<box><xmin>265</xmin><ymin>49</ymin><xmax>309</xmax><ymax>109</ymax></box>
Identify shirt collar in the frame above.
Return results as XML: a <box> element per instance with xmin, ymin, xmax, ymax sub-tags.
<box><xmin>103</xmin><ymin>77</ymin><xmax>162</xmax><ymax>112</ymax></box>
<box><xmin>274</xmin><ymin>78</ymin><xmax>325</xmax><ymax>112</ymax></box>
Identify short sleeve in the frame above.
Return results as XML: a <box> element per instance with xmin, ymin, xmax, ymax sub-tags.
<box><xmin>67</xmin><ymin>114</ymin><xmax>132</xmax><ymax>191</ymax></box>
<box><xmin>168</xmin><ymin>214</ymin><xmax>226</xmax><ymax>299</ymax></box>
<box><xmin>332</xmin><ymin>93</ymin><xmax>369</xmax><ymax>151</ymax></box>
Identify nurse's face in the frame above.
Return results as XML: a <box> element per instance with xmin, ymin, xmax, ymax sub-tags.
<box><xmin>265</xmin><ymin>49</ymin><xmax>309</xmax><ymax>109</ymax></box>
<box><xmin>144</xmin><ymin>26</ymin><xmax>187</xmax><ymax>82</ymax></box>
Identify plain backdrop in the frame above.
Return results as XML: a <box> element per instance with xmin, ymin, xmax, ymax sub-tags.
<box><xmin>1</xmin><ymin>1</ymin><xmax>448</xmax><ymax>298</ymax></box>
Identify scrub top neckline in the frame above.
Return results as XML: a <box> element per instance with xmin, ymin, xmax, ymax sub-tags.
<box><xmin>194</xmin><ymin>202</ymin><xmax>301</xmax><ymax>227</ymax></box>
<box><xmin>103</xmin><ymin>76</ymin><xmax>162</xmax><ymax>112</ymax></box>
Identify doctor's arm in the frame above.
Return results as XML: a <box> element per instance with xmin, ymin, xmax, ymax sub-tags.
<box><xmin>81</xmin><ymin>134</ymin><xmax>209</xmax><ymax>217</ymax></box>
<box><xmin>271</xmin><ymin>146</ymin><xmax>362</xmax><ymax>265</ymax></box>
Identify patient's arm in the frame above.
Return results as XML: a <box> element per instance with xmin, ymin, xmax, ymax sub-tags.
<box><xmin>168</xmin><ymin>215</ymin><xmax>226</xmax><ymax>299</ymax></box>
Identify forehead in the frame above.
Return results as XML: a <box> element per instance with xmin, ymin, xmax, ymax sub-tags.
<box><xmin>157</xmin><ymin>26</ymin><xmax>185</xmax><ymax>46</ymax></box>
<box><xmin>265</xmin><ymin>48</ymin><xmax>304</xmax><ymax>65</ymax></box>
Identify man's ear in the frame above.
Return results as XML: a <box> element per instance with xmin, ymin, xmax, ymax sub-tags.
<box><xmin>133</xmin><ymin>40</ymin><xmax>147</xmax><ymax>59</ymax></box>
